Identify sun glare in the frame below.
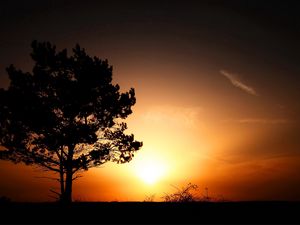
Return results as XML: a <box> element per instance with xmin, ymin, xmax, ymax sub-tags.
<box><xmin>134</xmin><ymin>157</ymin><xmax>167</xmax><ymax>185</ymax></box>
<box><xmin>138</xmin><ymin>164</ymin><xmax>162</xmax><ymax>184</ymax></box>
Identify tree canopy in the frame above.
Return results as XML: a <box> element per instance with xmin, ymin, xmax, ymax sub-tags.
<box><xmin>0</xmin><ymin>40</ymin><xmax>142</xmax><ymax>203</ymax></box>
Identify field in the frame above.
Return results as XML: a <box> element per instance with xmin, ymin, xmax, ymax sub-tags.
<box><xmin>0</xmin><ymin>201</ymin><xmax>299</xmax><ymax>224</ymax></box>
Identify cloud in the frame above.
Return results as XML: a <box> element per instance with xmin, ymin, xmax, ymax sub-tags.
<box><xmin>141</xmin><ymin>105</ymin><xmax>203</xmax><ymax>129</ymax></box>
<box><xmin>220</xmin><ymin>70</ymin><xmax>258</xmax><ymax>96</ymax></box>
<box><xmin>223</xmin><ymin>118</ymin><xmax>290</xmax><ymax>124</ymax></box>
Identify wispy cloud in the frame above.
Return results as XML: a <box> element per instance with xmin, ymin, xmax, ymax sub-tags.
<box><xmin>141</xmin><ymin>105</ymin><xmax>203</xmax><ymax>129</ymax></box>
<box><xmin>220</xmin><ymin>70</ymin><xmax>258</xmax><ymax>96</ymax></box>
<box><xmin>223</xmin><ymin>118</ymin><xmax>290</xmax><ymax>124</ymax></box>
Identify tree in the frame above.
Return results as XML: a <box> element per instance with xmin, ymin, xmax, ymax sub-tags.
<box><xmin>0</xmin><ymin>41</ymin><xmax>142</xmax><ymax>203</ymax></box>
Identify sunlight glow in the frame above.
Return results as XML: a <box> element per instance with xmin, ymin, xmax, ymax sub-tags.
<box><xmin>138</xmin><ymin>164</ymin><xmax>162</xmax><ymax>184</ymax></box>
<box><xmin>135</xmin><ymin>158</ymin><xmax>167</xmax><ymax>185</ymax></box>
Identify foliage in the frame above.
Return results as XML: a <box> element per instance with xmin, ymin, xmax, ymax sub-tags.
<box><xmin>163</xmin><ymin>183</ymin><xmax>199</xmax><ymax>202</ymax></box>
<box><xmin>0</xmin><ymin>41</ymin><xmax>142</xmax><ymax>203</ymax></box>
<box><xmin>162</xmin><ymin>183</ymin><xmax>229</xmax><ymax>203</ymax></box>
<box><xmin>144</xmin><ymin>194</ymin><xmax>156</xmax><ymax>202</ymax></box>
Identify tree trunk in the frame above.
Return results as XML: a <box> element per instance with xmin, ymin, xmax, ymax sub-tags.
<box><xmin>64</xmin><ymin>168</ymin><xmax>72</xmax><ymax>203</ymax></box>
<box><xmin>59</xmin><ymin>171</ymin><xmax>65</xmax><ymax>201</ymax></box>
<box><xmin>62</xmin><ymin>145</ymin><xmax>74</xmax><ymax>203</ymax></box>
<box><xmin>58</xmin><ymin>147</ymin><xmax>66</xmax><ymax>203</ymax></box>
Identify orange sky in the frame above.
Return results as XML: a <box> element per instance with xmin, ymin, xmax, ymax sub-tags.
<box><xmin>1</xmin><ymin>62</ymin><xmax>299</xmax><ymax>202</ymax></box>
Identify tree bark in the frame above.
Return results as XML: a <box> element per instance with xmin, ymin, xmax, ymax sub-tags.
<box><xmin>64</xmin><ymin>169</ymin><xmax>73</xmax><ymax>203</ymax></box>
<box><xmin>60</xmin><ymin>148</ymin><xmax>65</xmax><ymax>202</ymax></box>
<box><xmin>59</xmin><ymin>171</ymin><xmax>65</xmax><ymax>201</ymax></box>
<box><xmin>57</xmin><ymin>147</ymin><xmax>66</xmax><ymax>203</ymax></box>
<box><xmin>63</xmin><ymin>145</ymin><xmax>74</xmax><ymax>203</ymax></box>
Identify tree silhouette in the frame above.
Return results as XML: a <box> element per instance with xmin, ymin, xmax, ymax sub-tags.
<box><xmin>163</xmin><ymin>183</ymin><xmax>199</xmax><ymax>202</ymax></box>
<box><xmin>0</xmin><ymin>41</ymin><xmax>142</xmax><ymax>203</ymax></box>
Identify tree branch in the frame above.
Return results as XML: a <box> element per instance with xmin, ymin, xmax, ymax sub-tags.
<box><xmin>49</xmin><ymin>188</ymin><xmax>61</xmax><ymax>197</ymax></box>
<box><xmin>38</xmin><ymin>161</ymin><xmax>60</xmax><ymax>173</ymax></box>
<box><xmin>34</xmin><ymin>176</ymin><xmax>60</xmax><ymax>182</ymax></box>
<box><xmin>48</xmin><ymin>194</ymin><xmax>59</xmax><ymax>200</ymax></box>
<box><xmin>72</xmin><ymin>175</ymin><xmax>83</xmax><ymax>181</ymax></box>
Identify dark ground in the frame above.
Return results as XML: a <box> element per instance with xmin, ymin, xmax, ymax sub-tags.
<box><xmin>0</xmin><ymin>201</ymin><xmax>299</xmax><ymax>224</ymax></box>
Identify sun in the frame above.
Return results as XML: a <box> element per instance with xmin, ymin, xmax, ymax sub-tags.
<box><xmin>137</xmin><ymin>163</ymin><xmax>163</xmax><ymax>184</ymax></box>
<box><xmin>134</xmin><ymin>158</ymin><xmax>167</xmax><ymax>185</ymax></box>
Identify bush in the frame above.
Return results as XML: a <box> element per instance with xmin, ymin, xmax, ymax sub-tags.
<box><xmin>144</xmin><ymin>194</ymin><xmax>156</xmax><ymax>202</ymax></box>
<box><xmin>162</xmin><ymin>183</ymin><xmax>199</xmax><ymax>202</ymax></box>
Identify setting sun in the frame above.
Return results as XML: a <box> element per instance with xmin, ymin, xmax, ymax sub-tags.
<box><xmin>133</xmin><ymin>156</ymin><xmax>167</xmax><ymax>185</ymax></box>
<box><xmin>137</xmin><ymin>162</ymin><xmax>164</xmax><ymax>184</ymax></box>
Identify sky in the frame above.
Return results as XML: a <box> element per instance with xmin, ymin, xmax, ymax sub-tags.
<box><xmin>0</xmin><ymin>0</ymin><xmax>300</xmax><ymax>201</ymax></box>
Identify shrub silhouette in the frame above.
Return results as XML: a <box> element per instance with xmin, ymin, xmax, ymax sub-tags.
<box><xmin>0</xmin><ymin>41</ymin><xmax>142</xmax><ymax>203</ymax></box>
<box><xmin>163</xmin><ymin>183</ymin><xmax>199</xmax><ymax>202</ymax></box>
<box><xmin>144</xmin><ymin>194</ymin><xmax>156</xmax><ymax>202</ymax></box>
<box><xmin>162</xmin><ymin>184</ymin><xmax>229</xmax><ymax>203</ymax></box>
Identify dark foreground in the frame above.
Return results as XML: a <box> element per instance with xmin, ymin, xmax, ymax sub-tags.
<box><xmin>0</xmin><ymin>201</ymin><xmax>299</xmax><ymax>224</ymax></box>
